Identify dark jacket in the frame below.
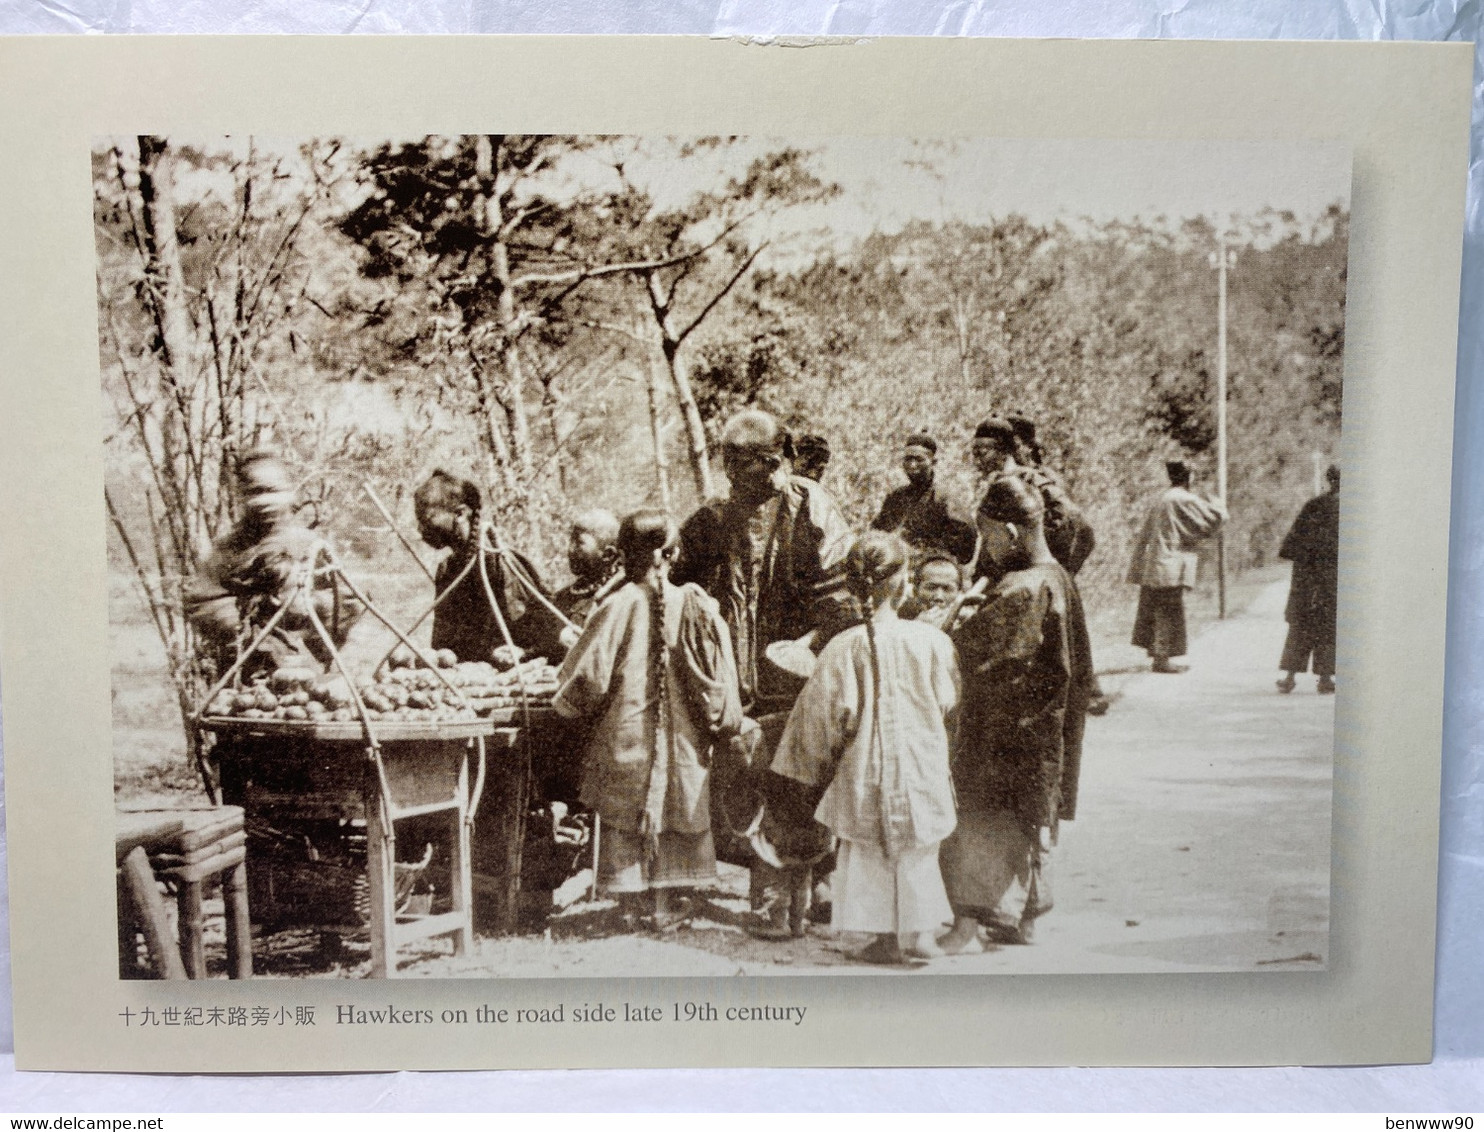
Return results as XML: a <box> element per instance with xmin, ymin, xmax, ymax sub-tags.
<box><xmin>673</xmin><ymin>475</ymin><xmax>854</xmax><ymax>710</ymax></box>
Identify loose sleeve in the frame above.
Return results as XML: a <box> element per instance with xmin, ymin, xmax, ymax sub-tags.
<box><xmin>771</xmin><ymin>642</ymin><xmax>860</xmax><ymax>789</ymax></box>
<box><xmin>1173</xmin><ymin>493</ymin><xmax>1228</xmax><ymax>541</ymax></box>
<box><xmin>955</xmin><ymin>584</ymin><xmax>1044</xmax><ymax>676</ymax></box>
<box><xmin>676</xmin><ymin>586</ymin><xmax>745</xmax><ymax>740</ymax></box>
<box><xmin>551</xmin><ymin>593</ymin><xmax>626</xmax><ymax>722</ymax></box>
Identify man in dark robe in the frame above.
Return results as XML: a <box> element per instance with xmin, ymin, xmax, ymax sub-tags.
<box><xmin>1125</xmin><ymin>459</ymin><xmax>1227</xmax><ymax>674</ymax></box>
<box><xmin>792</xmin><ymin>434</ymin><xmax>832</xmax><ymax>483</ymax></box>
<box><xmin>413</xmin><ymin>470</ymin><xmax>566</xmax><ymax>664</ymax></box>
<box><xmin>673</xmin><ymin>409</ymin><xmax>855</xmax><ymax>713</ymax></box>
<box><xmin>552</xmin><ymin>508</ymin><xmax>620</xmax><ymax>628</ymax></box>
<box><xmin>186</xmin><ymin>448</ymin><xmax>364</xmax><ymax>679</ymax></box>
<box><xmin>672</xmin><ymin>409</ymin><xmax>854</xmax><ymax>931</ymax></box>
<box><xmin>1277</xmin><ymin>464</ymin><xmax>1340</xmax><ymax>694</ymax></box>
<box><xmin>940</xmin><ymin>473</ymin><xmax>1094</xmax><ymax>950</ymax></box>
<box><xmin>872</xmin><ymin>432</ymin><xmax>976</xmax><ymax>564</ymax></box>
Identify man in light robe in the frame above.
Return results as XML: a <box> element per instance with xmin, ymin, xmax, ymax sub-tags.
<box><xmin>552</xmin><ymin>510</ymin><xmax>745</xmax><ymax>929</ymax></box>
<box><xmin>1125</xmin><ymin>459</ymin><xmax>1228</xmax><ymax>674</ymax></box>
<box><xmin>772</xmin><ymin>531</ymin><xmax>960</xmax><ymax>963</ymax></box>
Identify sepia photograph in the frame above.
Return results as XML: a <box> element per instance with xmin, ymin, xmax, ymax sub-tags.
<box><xmin>98</xmin><ymin>132</ymin><xmax>1350</xmax><ymax>981</ymax></box>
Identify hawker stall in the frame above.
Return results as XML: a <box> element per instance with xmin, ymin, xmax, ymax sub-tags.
<box><xmin>194</xmin><ymin>538</ymin><xmax>564</xmax><ymax>977</ymax></box>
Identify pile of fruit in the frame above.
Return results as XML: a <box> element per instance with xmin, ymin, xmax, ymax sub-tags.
<box><xmin>202</xmin><ymin>645</ymin><xmax>561</xmax><ymax>724</ymax></box>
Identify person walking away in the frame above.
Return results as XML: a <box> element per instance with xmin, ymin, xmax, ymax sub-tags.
<box><xmin>1125</xmin><ymin>459</ymin><xmax>1227</xmax><ymax>674</ymax></box>
<box><xmin>939</xmin><ymin>474</ymin><xmax>1094</xmax><ymax>951</ymax></box>
<box><xmin>553</xmin><ymin>508</ymin><xmax>621</xmax><ymax>628</ymax></box>
<box><xmin>413</xmin><ymin>470</ymin><xmax>567</xmax><ymax>664</ymax></box>
<box><xmin>872</xmin><ymin>432</ymin><xmax>976</xmax><ymax>564</ymax></box>
<box><xmin>186</xmin><ymin>448</ymin><xmax>364</xmax><ymax>680</ymax></box>
<box><xmin>771</xmin><ymin>532</ymin><xmax>960</xmax><ymax>965</ymax></box>
<box><xmin>1277</xmin><ymin>464</ymin><xmax>1340</xmax><ymax>694</ymax></box>
<box><xmin>552</xmin><ymin>510</ymin><xmax>746</xmax><ymax>930</ymax></box>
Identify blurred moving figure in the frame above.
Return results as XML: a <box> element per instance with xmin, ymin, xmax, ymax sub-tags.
<box><xmin>186</xmin><ymin>448</ymin><xmax>363</xmax><ymax>678</ymax></box>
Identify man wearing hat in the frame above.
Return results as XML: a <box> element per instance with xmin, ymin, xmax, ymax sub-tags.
<box><xmin>1125</xmin><ymin>459</ymin><xmax>1228</xmax><ymax>673</ymax></box>
<box><xmin>185</xmin><ymin>448</ymin><xmax>364</xmax><ymax>677</ymax></box>
<box><xmin>970</xmin><ymin>416</ymin><xmax>1097</xmax><ymax>574</ymax></box>
<box><xmin>872</xmin><ymin>432</ymin><xmax>976</xmax><ymax>563</ymax></box>
<box><xmin>792</xmin><ymin>434</ymin><xmax>832</xmax><ymax>483</ymax></box>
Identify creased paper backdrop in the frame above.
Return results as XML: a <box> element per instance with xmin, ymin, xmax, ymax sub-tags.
<box><xmin>0</xmin><ymin>0</ymin><xmax>1479</xmax><ymax>1111</ymax></box>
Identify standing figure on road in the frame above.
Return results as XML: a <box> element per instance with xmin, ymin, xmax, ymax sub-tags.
<box><xmin>872</xmin><ymin>432</ymin><xmax>976</xmax><ymax>564</ymax></box>
<box><xmin>672</xmin><ymin>409</ymin><xmax>855</xmax><ymax>927</ymax></box>
<box><xmin>1277</xmin><ymin>464</ymin><xmax>1341</xmax><ymax>695</ymax></box>
<box><xmin>939</xmin><ymin>474</ymin><xmax>1094</xmax><ymax>951</ymax></box>
<box><xmin>1125</xmin><ymin>459</ymin><xmax>1228</xmax><ymax>674</ymax></box>
<box><xmin>772</xmin><ymin>532</ymin><xmax>960</xmax><ymax>965</ymax></box>
<box><xmin>552</xmin><ymin>510</ymin><xmax>746</xmax><ymax>930</ymax></box>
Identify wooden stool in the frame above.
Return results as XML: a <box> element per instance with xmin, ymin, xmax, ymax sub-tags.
<box><xmin>116</xmin><ymin>806</ymin><xmax>252</xmax><ymax>979</ymax></box>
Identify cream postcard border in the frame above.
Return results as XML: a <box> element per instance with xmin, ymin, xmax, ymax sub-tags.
<box><xmin>0</xmin><ymin>36</ymin><xmax>1469</xmax><ymax>1071</ymax></box>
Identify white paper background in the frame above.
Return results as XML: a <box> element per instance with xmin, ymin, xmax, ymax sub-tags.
<box><xmin>0</xmin><ymin>0</ymin><xmax>1479</xmax><ymax>1112</ymax></box>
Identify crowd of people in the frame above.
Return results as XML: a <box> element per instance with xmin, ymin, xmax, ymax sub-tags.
<box><xmin>188</xmin><ymin>408</ymin><xmax>1339</xmax><ymax>966</ymax></box>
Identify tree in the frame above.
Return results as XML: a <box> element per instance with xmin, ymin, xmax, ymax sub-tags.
<box><xmin>336</xmin><ymin>136</ymin><xmax>703</xmax><ymax>511</ymax></box>
<box><xmin>96</xmin><ymin>136</ymin><xmax>345</xmax><ymax>773</ymax></box>
<box><xmin>616</xmin><ymin>144</ymin><xmax>839</xmax><ymax>497</ymax></box>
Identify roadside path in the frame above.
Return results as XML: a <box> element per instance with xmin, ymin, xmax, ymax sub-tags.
<box><xmin>398</xmin><ymin>577</ymin><xmax>1334</xmax><ymax>977</ymax></box>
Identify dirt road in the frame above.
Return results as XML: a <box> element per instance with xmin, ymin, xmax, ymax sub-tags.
<box><xmin>389</xmin><ymin>575</ymin><xmax>1333</xmax><ymax>978</ymax></box>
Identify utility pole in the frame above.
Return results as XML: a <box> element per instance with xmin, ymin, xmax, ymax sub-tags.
<box><xmin>1210</xmin><ymin>234</ymin><xmax>1236</xmax><ymax>619</ymax></box>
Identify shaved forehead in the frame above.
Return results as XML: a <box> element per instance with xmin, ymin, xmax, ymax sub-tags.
<box><xmin>571</xmin><ymin>508</ymin><xmax>620</xmax><ymax>544</ymax></box>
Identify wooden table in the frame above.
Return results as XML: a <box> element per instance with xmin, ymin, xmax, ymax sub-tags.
<box><xmin>203</xmin><ymin>716</ymin><xmax>514</xmax><ymax>978</ymax></box>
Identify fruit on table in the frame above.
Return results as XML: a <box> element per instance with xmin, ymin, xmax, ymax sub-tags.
<box><xmin>203</xmin><ymin>652</ymin><xmax>561</xmax><ymax>724</ymax></box>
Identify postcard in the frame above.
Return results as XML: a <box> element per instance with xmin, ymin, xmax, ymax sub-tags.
<box><xmin>0</xmin><ymin>36</ymin><xmax>1470</xmax><ymax>1070</ymax></box>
